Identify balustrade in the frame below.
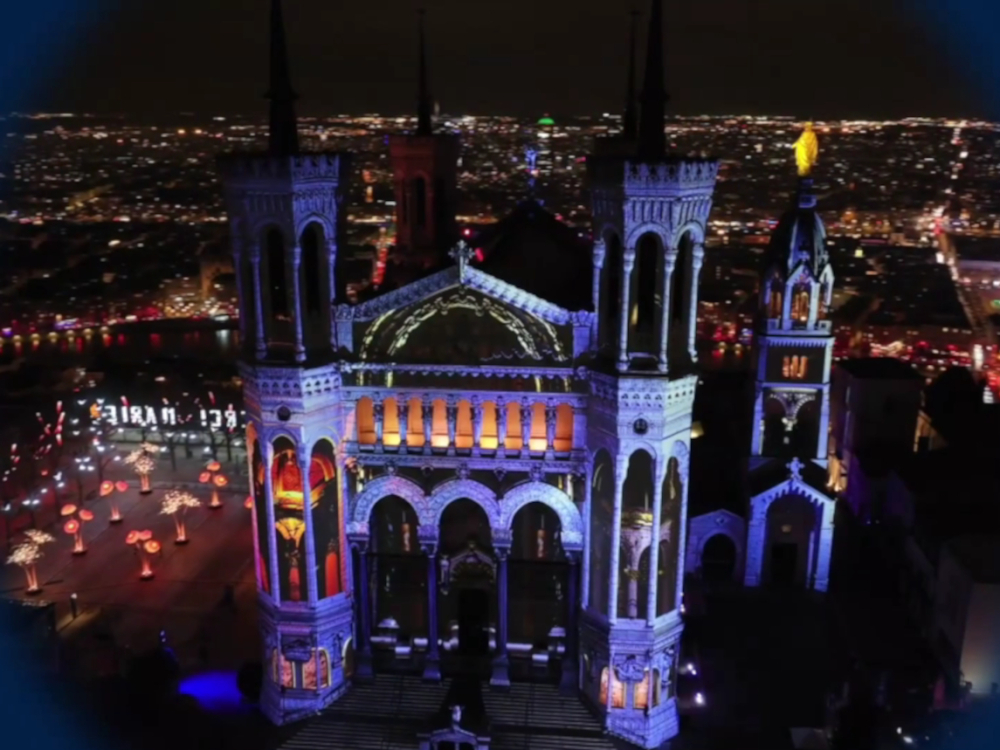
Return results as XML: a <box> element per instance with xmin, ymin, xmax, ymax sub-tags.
<box><xmin>353</xmin><ymin>393</ymin><xmax>578</xmax><ymax>457</ymax></box>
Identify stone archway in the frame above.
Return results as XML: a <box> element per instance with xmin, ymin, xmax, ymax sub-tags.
<box><xmin>701</xmin><ymin>534</ymin><xmax>737</xmax><ymax>584</ymax></box>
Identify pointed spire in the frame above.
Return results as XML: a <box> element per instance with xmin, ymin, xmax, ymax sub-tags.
<box><xmin>265</xmin><ymin>0</ymin><xmax>300</xmax><ymax>156</ymax></box>
<box><xmin>416</xmin><ymin>9</ymin><xmax>434</xmax><ymax>136</ymax></box>
<box><xmin>637</xmin><ymin>0</ymin><xmax>668</xmax><ymax>160</ymax></box>
<box><xmin>622</xmin><ymin>10</ymin><xmax>640</xmax><ymax>141</ymax></box>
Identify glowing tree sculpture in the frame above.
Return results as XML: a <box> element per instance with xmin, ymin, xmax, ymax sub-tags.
<box><xmin>160</xmin><ymin>490</ymin><xmax>201</xmax><ymax>544</ymax></box>
<box><xmin>199</xmin><ymin>460</ymin><xmax>229</xmax><ymax>509</ymax></box>
<box><xmin>60</xmin><ymin>504</ymin><xmax>94</xmax><ymax>555</ymax></box>
<box><xmin>125</xmin><ymin>529</ymin><xmax>159</xmax><ymax>580</ymax></box>
<box><xmin>125</xmin><ymin>451</ymin><xmax>156</xmax><ymax>495</ymax></box>
<box><xmin>100</xmin><ymin>480</ymin><xmax>131</xmax><ymax>523</ymax></box>
<box><xmin>6</xmin><ymin>530</ymin><xmax>55</xmax><ymax>594</ymax></box>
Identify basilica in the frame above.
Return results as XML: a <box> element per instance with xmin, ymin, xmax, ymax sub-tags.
<box><xmin>219</xmin><ymin>1</ymin><xmax>837</xmax><ymax>747</ymax></box>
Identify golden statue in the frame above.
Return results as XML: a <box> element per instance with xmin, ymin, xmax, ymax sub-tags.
<box><xmin>794</xmin><ymin>122</ymin><xmax>819</xmax><ymax>177</ymax></box>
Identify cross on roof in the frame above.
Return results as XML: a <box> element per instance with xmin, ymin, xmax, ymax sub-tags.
<box><xmin>449</xmin><ymin>241</ymin><xmax>476</xmax><ymax>281</ymax></box>
<box><xmin>788</xmin><ymin>457</ymin><xmax>804</xmax><ymax>481</ymax></box>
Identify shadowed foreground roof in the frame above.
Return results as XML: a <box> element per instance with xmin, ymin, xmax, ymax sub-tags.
<box><xmin>472</xmin><ymin>199</ymin><xmax>593</xmax><ymax>312</ymax></box>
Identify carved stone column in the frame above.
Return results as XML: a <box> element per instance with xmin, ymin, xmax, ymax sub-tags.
<box><xmin>818</xmin><ymin>387</ymin><xmax>832</xmax><ymax>462</ymax></box>
<box><xmin>355</xmin><ymin>541</ymin><xmax>374</xmax><ymax>679</ymax></box>
<box><xmin>262</xmin><ymin>442</ymin><xmax>281</xmax><ymax>603</ymax></box>
<box><xmin>687</xmin><ymin>243</ymin><xmax>704</xmax><ymax>361</ymax></box>
<box><xmin>299</xmin><ymin>453</ymin><xmax>318</xmax><ymax>604</ymax></box>
<box><xmin>373</xmin><ymin>398</ymin><xmax>384</xmax><ymax>453</ymax></box>
<box><xmin>496</xmin><ymin>396</ymin><xmax>508</xmax><ymax>452</ymax></box>
<box><xmin>559</xmin><ymin>552</ymin><xmax>580</xmax><ymax>694</ymax></box>
<box><xmin>618</xmin><ymin>253</ymin><xmax>635</xmax><ymax>369</ymax></box>
<box><xmin>490</xmin><ymin>546</ymin><xmax>511</xmax><ymax>689</ymax></box>
<box><xmin>520</xmin><ymin>398</ymin><xmax>532</xmax><ymax>457</ymax></box>
<box><xmin>422</xmin><ymin>542</ymin><xmax>441</xmax><ymax>681</ymax></box>
<box><xmin>592</xmin><ymin>240</ymin><xmax>606</xmax><ymax>327</ymax></box>
<box><xmin>808</xmin><ymin>279</ymin><xmax>820</xmax><ymax>328</ymax></box>
<box><xmin>659</xmin><ymin>253</ymin><xmax>677</xmax><ymax>372</ymax></box>
<box><xmin>752</xmin><ymin>385</ymin><xmax>765</xmax><ymax>456</ymax></box>
<box><xmin>422</xmin><ymin>397</ymin><xmax>433</xmax><ymax>455</ymax></box>
<box><xmin>814</xmin><ymin>501</ymin><xmax>834</xmax><ymax>592</ymax></box>
<box><xmin>250</xmin><ymin>246</ymin><xmax>267</xmax><ymax>360</ymax></box>
<box><xmin>290</xmin><ymin>244</ymin><xmax>306</xmax><ymax>363</ymax></box>
<box><xmin>545</xmin><ymin>400</ymin><xmax>557</xmax><ymax>456</ymax></box>
<box><xmin>607</xmin><ymin>461</ymin><xmax>626</xmax><ymax>623</ymax></box>
<box><xmin>398</xmin><ymin>394</ymin><xmax>410</xmax><ymax>451</ymax></box>
<box><xmin>327</xmin><ymin>240</ymin><xmax>338</xmax><ymax>349</ymax></box>
<box><xmin>446</xmin><ymin>398</ymin><xmax>458</xmax><ymax>455</ymax></box>
<box><xmin>471</xmin><ymin>396</ymin><xmax>483</xmax><ymax>455</ymax></box>
<box><xmin>646</xmin><ymin>470</ymin><xmax>665</xmax><ymax>625</ymax></box>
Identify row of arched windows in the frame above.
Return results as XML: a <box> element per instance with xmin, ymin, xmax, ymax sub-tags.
<box><xmin>765</xmin><ymin>279</ymin><xmax>831</xmax><ymax>324</ymax></box>
<box><xmin>599</xmin><ymin>230</ymin><xmax>696</xmax><ymax>362</ymax></box>
<box><xmin>355</xmin><ymin>396</ymin><xmax>575</xmax><ymax>452</ymax></box>
<box><xmin>782</xmin><ymin>355</ymin><xmax>808</xmax><ymax>379</ymax></box>
<box><xmin>243</xmin><ymin>222</ymin><xmax>332</xmax><ymax>352</ymax></box>
<box><xmin>589</xmin><ymin>448</ymin><xmax>684</xmax><ymax>622</ymax></box>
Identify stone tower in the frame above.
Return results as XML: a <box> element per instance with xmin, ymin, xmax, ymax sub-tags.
<box><xmin>217</xmin><ymin>0</ymin><xmax>354</xmax><ymax>724</ymax></box>
<box><xmin>579</xmin><ymin>1</ymin><xmax>718</xmax><ymax>746</ymax></box>
<box><xmin>388</xmin><ymin>11</ymin><xmax>460</xmax><ymax>270</ymax></box>
<box><xmin>749</xmin><ymin>163</ymin><xmax>835</xmax><ymax>471</ymax></box>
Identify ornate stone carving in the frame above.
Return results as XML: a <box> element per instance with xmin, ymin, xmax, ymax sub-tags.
<box><xmin>613</xmin><ymin>654</ymin><xmax>646</xmax><ymax>683</ymax></box>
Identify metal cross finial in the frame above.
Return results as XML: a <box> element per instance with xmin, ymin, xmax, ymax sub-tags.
<box><xmin>450</xmin><ymin>240</ymin><xmax>476</xmax><ymax>281</ymax></box>
<box><xmin>788</xmin><ymin>457</ymin><xmax>804</xmax><ymax>481</ymax></box>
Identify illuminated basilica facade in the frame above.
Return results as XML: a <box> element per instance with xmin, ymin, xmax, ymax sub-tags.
<box><xmin>218</xmin><ymin>1</ymin><xmax>833</xmax><ymax>747</ymax></box>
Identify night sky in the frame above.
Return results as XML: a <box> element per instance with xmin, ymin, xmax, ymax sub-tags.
<box><xmin>2</xmin><ymin>0</ymin><xmax>1000</xmax><ymax>119</ymax></box>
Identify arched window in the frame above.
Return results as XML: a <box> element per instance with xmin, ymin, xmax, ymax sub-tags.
<box><xmin>599</xmin><ymin>667</ymin><xmax>626</xmax><ymax>709</ymax></box>
<box><xmin>657</xmin><ymin>457</ymin><xmax>683</xmax><ymax>616</ymax></box>
<box><xmin>768</xmin><ymin>279</ymin><xmax>784</xmax><ymax>318</ymax></box>
<box><xmin>505</xmin><ymin>401</ymin><xmax>523</xmax><ymax>450</ymax></box>
<box><xmin>414</xmin><ymin>177</ymin><xmax>427</xmax><ymax>229</ymax></box>
<box><xmin>792</xmin><ymin>283</ymin><xmax>811</xmax><ymax>323</ymax></box>
<box><xmin>529</xmin><ymin>402</ymin><xmax>547</xmax><ymax>452</ymax></box>
<box><xmin>406</xmin><ymin>398</ymin><xmax>424</xmax><ymax>448</ymax></box>
<box><xmin>300</xmin><ymin>223</ymin><xmax>324</xmax><ymax>315</ymax></box>
<box><xmin>431</xmin><ymin>399</ymin><xmax>448</xmax><ymax>448</ymax></box>
<box><xmin>455</xmin><ymin>400</ymin><xmax>474</xmax><ymax>450</ymax></box>
<box><xmin>382</xmin><ymin>397</ymin><xmax>400</xmax><ymax>447</ymax></box>
<box><xmin>619</xmin><ymin>450</ymin><xmax>655</xmax><ymax>620</ymax></box>
<box><xmin>668</xmin><ymin>232</ymin><xmax>694</xmax><ymax>364</ymax></box>
<box><xmin>554</xmin><ymin>404</ymin><xmax>573</xmax><ymax>452</ymax></box>
<box><xmin>265</xmin><ymin>228</ymin><xmax>288</xmax><ymax>318</ymax></box>
<box><xmin>589</xmin><ymin>450</ymin><xmax>614</xmax><ymax>616</ymax></box>
<box><xmin>632</xmin><ymin>233</ymin><xmax>660</xmax><ymax>344</ymax></box>
<box><xmin>356</xmin><ymin>397</ymin><xmax>376</xmax><ymax>445</ymax></box>
<box><xmin>480</xmin><ymin>402</ymin><xmax>498</xmax><ymax>450</ymax></box>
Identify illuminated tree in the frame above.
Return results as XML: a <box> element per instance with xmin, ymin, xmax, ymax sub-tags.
<box><xmin>125</xmin><ymin>451</ymin><xmax>156</xmax><ymax>494</ymax></box>
<box><xmin>125</xmin><ymin>529</ymin><xmax>159</xmax><ymax>580</ymax></box>
<box><xmin>199</xmin><ymin>460</ymin><xmax>229</xmax><ymax>509</ymax></box>
<box><xmin>160</xmin><ymin>490</ymin><xmax>201</xmax><ymax>544</ymax></box>
<box><xmin>6</xmin><ymin>530</ymin><xmax>55</xmax><ymax>594</ymax></box>
<box><xmin>100</xmin><ymin>479</ymin><xmax>131</xmax><ymax>523</ymax></box>
<box><xmin>60</xmin><ymin>504</ymin><xmax>94</xmax><ymax>555</ymax></box>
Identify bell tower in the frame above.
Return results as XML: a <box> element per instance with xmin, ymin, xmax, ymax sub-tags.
<box><xmin>388</xmin><ymin>11</ymin><xmax>460</xmax><ymax>270</ymax></box>
<box><xmin>749</xmin><ymin>124</ymin><xmax>834</xmax><ymax>471</ymax></box>
<box><xmin>217</xmin><ymin>0</ymin><xmax>355</xmax><ymax>725</ymax></box>
<box><xmin>580</xmin><ymin>1</ymin><xmax>718</xmax><ymax>747</ymax></box>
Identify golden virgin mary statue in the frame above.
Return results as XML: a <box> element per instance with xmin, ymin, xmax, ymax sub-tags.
<box><xmin>794</xmin><ymin>122</ymin><xmax>819</xmax><ymax>177</ymax></box>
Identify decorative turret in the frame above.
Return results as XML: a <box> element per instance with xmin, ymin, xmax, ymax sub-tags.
<box><xmin>265</xmin><ymin>0</ymin><xmax>299</xmax><ymax>156</ymax></box>
<box><xmin>750</xmin><ymin>123</ymin><xmax>835</xmax><ymax>470</ymax></box>
<box><xmin>636</xmin><ymin>0</ymin><xmax>668</xmax><ymax>160</ymax></box>
<box><xmin>217</xmin><ymin>1</ymin><xmax>354</xmax><ymax>727</ymax></box>
<box><xmin>622</xmin><ymin>10</ymin><xmax>640</xmax><ymax>142</ymax></box>
<box><xmin>388</xmin><ymin>11</ymin><xmax>460</xmax><ymax>272</ymax></box>
<box><xmin>416</xmin><ymin>9</ymin><xmax>433</xmax><ymax>137</ymax></box>
<box><xmin>580</xmin><ymin>2</ymin><xmax>717</xmax><ymax>747</ymax></box>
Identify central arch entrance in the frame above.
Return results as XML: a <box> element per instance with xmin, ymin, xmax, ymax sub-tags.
<box><xmin>509</xmin><ymin>502</ymin><xmax>567</xmax><ymax>672</ymax></box>
<box><xmin>439</xmin><ymin>499</ymin><xmax>494</xmax><ymax>666</ymax></box>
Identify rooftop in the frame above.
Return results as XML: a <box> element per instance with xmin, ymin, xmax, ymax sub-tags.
<box><xmin>838</xmin><ymin>357</ymin><xmax>923</xmax><ymax>380</ymax></box>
